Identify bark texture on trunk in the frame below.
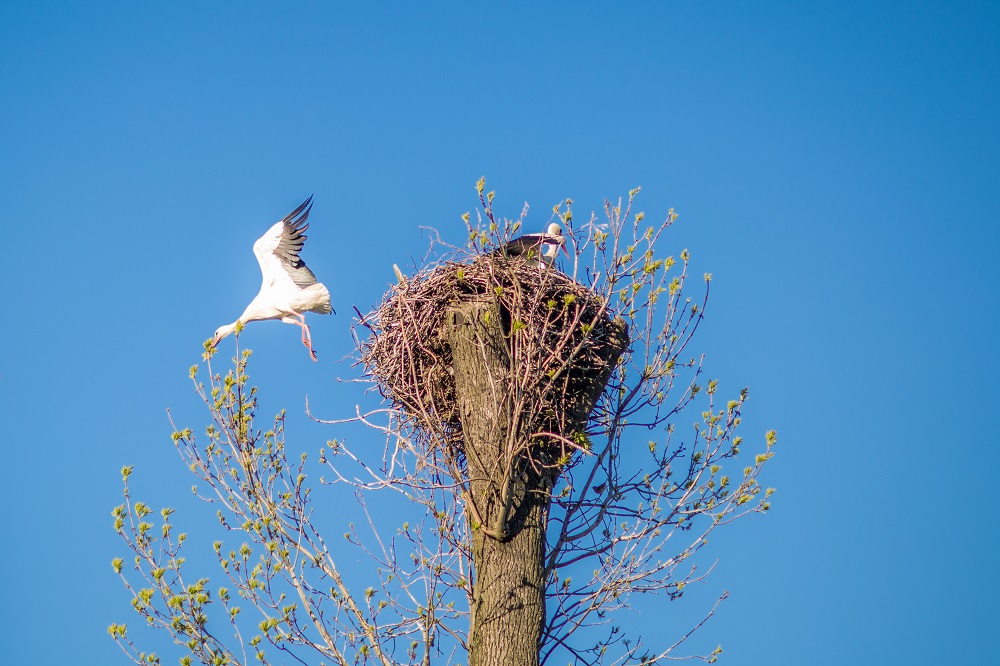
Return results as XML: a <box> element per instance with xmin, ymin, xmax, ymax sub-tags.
<box><xmin>448</xmin><ymin>298</ymin><xmax>546</xmax><ymax>666</ymax></box>
<box><xmin>447</xmin><ymin>297</ymin><xmax>628</xmax><ymax>666</ymax></box>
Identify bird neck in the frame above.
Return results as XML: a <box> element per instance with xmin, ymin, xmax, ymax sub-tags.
<box><xmin>219</xmin><ymin>321</ymin><xmax>241</xmax><ymax>339</ymax></box>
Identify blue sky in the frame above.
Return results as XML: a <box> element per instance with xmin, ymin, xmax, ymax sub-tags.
<box><xmin>1</xmin><ymin>1</ymin><xmax>998</xmax><ymax>664</ymax></box>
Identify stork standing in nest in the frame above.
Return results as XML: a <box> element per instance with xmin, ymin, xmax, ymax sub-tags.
<box><xmin>499</xmin><ymin>222</ymin><xmax>567</xmax><ymax>267</ymax></box>
<box><xmin>211</xmin><ymin>196</ymin><xmax>333</xmax><ymax>361</ymax></box>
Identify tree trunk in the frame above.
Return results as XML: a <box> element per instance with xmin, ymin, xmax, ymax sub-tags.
<box><xmin>447</xmin><ymin>297</ymin><xmax>628</xmax><ymax>666</ymax></box>
<box><xmin>448</xmin><ymin>298</ymin><xmax>547</xmax><ymax>666</ymax></box>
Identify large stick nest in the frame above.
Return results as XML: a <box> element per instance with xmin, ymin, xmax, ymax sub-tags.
<box><xmin>361</xmin><ymin>253</ymin><xmax>626</xmax><ymax>452</ymax></box>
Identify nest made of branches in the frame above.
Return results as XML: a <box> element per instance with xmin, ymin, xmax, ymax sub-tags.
<box><xmin>361</xmin><ymin>252</ymin><xmax>627</xmax><ymax>455</ymax></box>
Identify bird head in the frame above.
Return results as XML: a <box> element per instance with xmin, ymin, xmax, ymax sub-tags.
<box><xmin>545</xmin><ymin>223</ymin><xmax>569</xmax><ymax>256</ymax></box>
<box><xmin>212</xmin><ymin>321</ymin><xmax>240</xmax><ymax>348</ymax></box>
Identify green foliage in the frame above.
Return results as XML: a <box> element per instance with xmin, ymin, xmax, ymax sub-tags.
<box><xmin>109</xmin><ymin>346</ymin><xmax>410</xmax><ymax>666</ymax></box>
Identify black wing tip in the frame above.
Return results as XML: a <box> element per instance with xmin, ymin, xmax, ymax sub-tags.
<box><xmin>283</xmin><ymin>194</ymin><xmax>315</xmax><ymax>227</ymax></box>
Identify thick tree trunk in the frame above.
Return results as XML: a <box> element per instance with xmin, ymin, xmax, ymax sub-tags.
<box><xmin>448</xmin><ymin>298</ymin><xmax>547</xmax><ymax>666</ymax></box>
<box><xmin>447</xmin><ymin>297</ymin><xmax>628</xmax><ymax>666</ymax></box>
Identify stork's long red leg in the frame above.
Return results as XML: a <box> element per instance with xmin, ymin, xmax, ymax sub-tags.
<box><xmin>302</xmin><ymin>326</ymin><xmax>317</xmax><ymax>361</ymax></box>
<box><xmin>297</xmin><ymin>315</ymin><xmax>317</xmax><ymax>362</ymax></box>
<box><xmin>301</xmin><ymin>317</ymin><xmax>312</xmax><ymax>345</ymax></box>
<box><xmin>284</xmin><ymin>313</ymin><xmax>317</xmax><ymax>361</ymax></box>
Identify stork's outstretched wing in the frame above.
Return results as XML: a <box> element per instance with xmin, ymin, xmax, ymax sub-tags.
<box><xmin>253</xmin><ymin>195</ymin><xmax>319</xmax><ymax>289</ymax></box>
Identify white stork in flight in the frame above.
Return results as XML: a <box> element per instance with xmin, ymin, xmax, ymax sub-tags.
<box><xmin>211</xmin><ymin>196</ymin><xmax>333</xmax><ymax>361</ymax></box>
<box><xmin>500</xmin><ymin>222</ymin><xmax>567</xmax><ymax>267</ymax></box>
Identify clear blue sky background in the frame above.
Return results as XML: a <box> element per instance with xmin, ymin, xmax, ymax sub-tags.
<box><xmin>1</xmin><ymin>2</ymin><xmax>997</xmax><ymax>664</ymax></box>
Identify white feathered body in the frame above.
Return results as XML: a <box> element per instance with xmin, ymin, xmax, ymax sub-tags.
<box><xmin>240</xmin><ymin>281</ymin><xmax>332</xmax><ymax>322</ymax></box>
<box><xmin>236</xmin><ymin>216</ymin><xmax>333</xmax><ymax>321</ymax></box>
<box><xmin>211</xmin><ymin>198</ymin><xmax>333</xmax><ymax>356</ymax></box>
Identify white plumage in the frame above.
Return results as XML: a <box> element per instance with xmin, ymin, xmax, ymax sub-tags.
<box><xmin>211</xmin><ymin>196</ymin><xmax>333</xmax><ymax>361</ymax></box>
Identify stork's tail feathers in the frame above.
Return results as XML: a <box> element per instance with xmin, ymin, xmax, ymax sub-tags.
<box><xmin>308</xmin><ymin>283</ymin><xmax>334</xmax><ymax>315</ymax></box>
